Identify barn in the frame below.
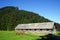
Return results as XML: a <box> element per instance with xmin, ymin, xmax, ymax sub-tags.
<box><xmin>15</xmin><ymin>22</ymin><xmax>56</xmax><ymax>35</ymax></box>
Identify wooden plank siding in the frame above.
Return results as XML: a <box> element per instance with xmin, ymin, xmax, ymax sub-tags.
<box><xmin>15</xmin><ymin>22</ymin><xmax>56</xmax><ymax>35</ymax></box>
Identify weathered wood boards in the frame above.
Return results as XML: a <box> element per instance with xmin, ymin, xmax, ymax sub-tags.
<box><xmin>15</xmin><ymin>22</ymin><xmax>56</xmax><ymax>35</ymax></box>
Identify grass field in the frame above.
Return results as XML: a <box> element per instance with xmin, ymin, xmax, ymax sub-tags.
<box><xmin>0</xmin><ymin>31</ymin><xmax>39</xmax><ymax>40</ymax></box>
<box><xmin>0</xmin><ymin>31</ymin><xmax>59</xmax><ymax>40</ymax></box>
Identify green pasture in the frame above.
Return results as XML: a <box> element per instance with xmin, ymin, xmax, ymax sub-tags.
<box><xmin>0</xmin><ymin>31</ymin><xmax>39</xmax><ymax>40</ymax></box>
<box><xmin>0</xmin><ymin>31</ymin><xmax>60</xmax><ymax>40</ymax></box>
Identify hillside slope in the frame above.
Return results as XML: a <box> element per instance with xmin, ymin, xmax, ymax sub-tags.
<box><xmin>0</xmin><ymin>6</ymin><xmax>60</xmax><ymax>31</ymax></box>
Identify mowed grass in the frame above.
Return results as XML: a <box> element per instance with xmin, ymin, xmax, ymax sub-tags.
<box><xmin>55</xmin><ymin>31</ymin><xmax>60</xmax><ymax>35</ymax></box>
<box><xmin>0</xmin><ymin>31</ymin><xmax>39</xmax><ymax>40</ymax></box>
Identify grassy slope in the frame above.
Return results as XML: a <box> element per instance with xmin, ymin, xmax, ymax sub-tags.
<box><xmin>0</xmin><ymin>31</ymin><xmax>39</xmax><ymax>40</ymax></box>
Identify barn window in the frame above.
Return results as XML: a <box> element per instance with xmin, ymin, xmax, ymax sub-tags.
<box><xmin>26</xmin><ymin>29</ymin><xmax>28</xmax><ymax>30</ymax></box>
<box><xmin>51</xmin><ymin>29</ymin><xmax>53</xmax><ymax>31</ymax></box>
<box><xmin>29</xmin><ymin>29</ymin><xmax>32</xmax><ymax>30</ymax></box>
<box><xmin>34</xmin><ymin>29</ymin><xmax>37</xmax><ymax>30</ymax></box>
<box><xmin>46</xmin><ymin>29</ymin><xmax>49</xmax><ymax>31</ymax></box>
<box><xmin>21</xmin><ymin>29</ymin><xmax>23</xmax><ymax>30</ymax></box>
<box><xmin>40</xmin><ymin>29</ymin><xmax>43</xmax><ymax>31</ymax></box>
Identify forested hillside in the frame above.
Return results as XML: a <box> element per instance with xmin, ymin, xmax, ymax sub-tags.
<box><xmin>0</xmin><ymin>6</ymin><xmax>60</xmax><ymax>31</ymax></box>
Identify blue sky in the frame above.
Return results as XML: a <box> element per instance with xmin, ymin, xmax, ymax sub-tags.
<box><xmin>0</xmin><ymin>0</ymin><xmax>60</xmax><ymax>23</ymax></box>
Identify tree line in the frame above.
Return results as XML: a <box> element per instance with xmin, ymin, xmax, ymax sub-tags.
<box><xmin>0</xmin><ymin>6</ymin><xmax>60</xmax><ymax>31</ymax></box>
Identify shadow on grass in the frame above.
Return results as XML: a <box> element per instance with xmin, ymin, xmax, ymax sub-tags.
<box><xmin>37</xmin><ymin>34</ymin><xmax>60</xmax><ymax>40</ymax></box>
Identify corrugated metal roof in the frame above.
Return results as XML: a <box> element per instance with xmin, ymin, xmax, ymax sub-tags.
<box><xmin>15</xmin><ymin>22</ymin><xmax>54</xmax><ymax>29</ymax></box>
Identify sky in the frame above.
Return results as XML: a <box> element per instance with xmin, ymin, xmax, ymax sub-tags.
<box><xmin>0</xmin><ymin>0</ymin><xmax>60</xmax><ymax>23</ymax></box>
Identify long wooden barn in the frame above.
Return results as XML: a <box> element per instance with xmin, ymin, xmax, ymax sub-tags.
<box><xmin>15</xmin><ymin>22</ymin><xmax>56</xmax><ymax>35</ymax></box>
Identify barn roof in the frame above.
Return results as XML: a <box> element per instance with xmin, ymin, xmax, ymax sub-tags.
<box><xmin>15</xmin><ymin>22</ymin><xmax>55</xmax><ymax>29</ymax></box>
